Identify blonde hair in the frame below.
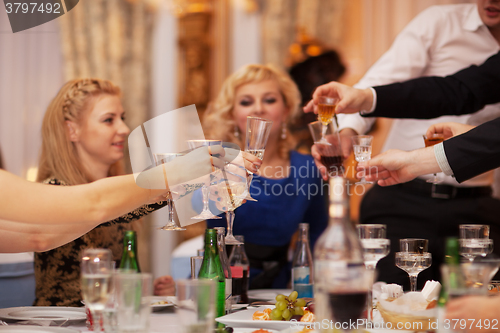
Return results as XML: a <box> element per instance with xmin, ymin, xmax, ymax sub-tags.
<box><xmin>203</xmin><ymin>64</ymin><xmax>301</xmax><ymax>158</ymax></box>
<box><xmin>37</xmin><ymin>78</ymin><xmax>124</xmax><ymax>185</ymax></box>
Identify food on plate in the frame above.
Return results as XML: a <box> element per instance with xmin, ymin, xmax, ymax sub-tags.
<box><xmin>151</xmin><ymin>300</ymin><xmax>170</xmax><ymax>305</ymax></box>
<box><xmin>252</xmin><ymin>291</ymin><xmax>316</xmax><ymax>322</ymax></box>
<box><xmin>251</xmin><ymin>330</ymin><xmax>273</xmax><ymax>333</ymax></box>
<box><xmin>252</xmin><ymin>308</ymin><xmax>271</xmax><ymax>320</ymax></box>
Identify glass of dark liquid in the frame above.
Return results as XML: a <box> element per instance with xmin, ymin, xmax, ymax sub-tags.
<box><xmin>322</xmin><ymin>265</ymin><xmax>374</xmax><ymax>332</ymax></box>
<box><xmin>309</xmin><ymin>120</ymin><xmax>344</xmax><ymax>178</ymax></box>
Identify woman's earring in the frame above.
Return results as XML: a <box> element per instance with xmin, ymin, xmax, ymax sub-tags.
<box><xmin>281</xmin><ymin>122</ymin><xmax>287</xmax><ymax>140</ymax></box>
<box><xmin>234</xmin><ymin>125</ymin><xmax>240</xmax><ymax>138</ymax></box>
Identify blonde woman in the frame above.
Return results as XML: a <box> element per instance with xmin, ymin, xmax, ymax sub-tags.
<box><xmin>203</xmin><ymin>64</ymin><xmax>328</xmax><ymax>289</ymax></box>
<box><xmin>32</xmin><ymin>78</ymin><xmax>214</xmax><ymax>305</ymax></box>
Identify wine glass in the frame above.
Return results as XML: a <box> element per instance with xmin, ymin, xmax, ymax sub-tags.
<box><xmin>317</xmin><ymin>96</ymin><xmax>339</xmax><ymax>145</ymax></box>
<box><xmin>81</xmin><ymin>249</ymin><xmax>113</xmax><ymax>333</ymax></box>
<box><xmin>351</xmin><ymin>135</ymin><xmax>373</xmax><ymax>184</ymax></box>
<box><xmin>216</xmin><ymin>175</ymin><xmax>247</xmax><ymax>245</ymax></box>
<box><xmin>395</xmin><ymin>238</ymin><xmax>432</xmax><ymax>291</ymax></box>
<box><xmin>317</xmin><ymin>265</ymin><xmax>374</xmax><ymax>332</ymax></box>
<box><xmin>187</xmin><ymin>140</ymin><xmax>223</xmax><ymax>220</ymax></box>
<box><xmin>308</xmin><ymin>121</ymin><xmax>344</xmax><ymax>178</ymax></box>
<box><xmin>243</xmin><ymin>116</ymin><xmax>273</xmax><ymax>201</ymax></box>
<box><xmin>423</xmin><ymin>134</ymin><xmax>444</xmax><ymax>183</ymax></box>
<box><xmin>459</xmin><ymin>224</ymin><xmax>490</xmax><ymax>239</ymax></box>
<box><xmin>153</xmin><ymin>153</ymin><xmax>186</xmax><ymax>230</ymax></box>
<box><xmin>357</xmin><ymin>224</ymin><xmax>390</xmax><ymax>270</ymax></box>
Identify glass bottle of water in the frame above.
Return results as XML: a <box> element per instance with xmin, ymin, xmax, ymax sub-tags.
<box><xmin>119</xmin><ymin>230</ymin><xmax>140</xmax><ymax>272</ymax></box>
<box><xmin>292</xmin><ymin>223</ymin><xmax>314</xmax><ymax>298</ymax></box>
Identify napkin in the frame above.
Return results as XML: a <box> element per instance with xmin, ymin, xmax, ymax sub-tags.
<box><xmin>421</xmin><ymin>280</ymin><xmax>441</xmax><ymax>301</ymax></box>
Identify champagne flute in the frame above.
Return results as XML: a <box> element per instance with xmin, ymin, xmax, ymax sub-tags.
<box><xmin>317</xmin><ymin>96</ymin><xmax>339</xmax><ymax>145</ymax></box>
<box><xmin>153</xmin><ymin>153</ymin><xmax>186</xmax><ymax>230</ymax></box>
<box><xmin>423</xmin><ymin>134</ymin><xmax>444</xmax><ymax>184</ymax></box>
<box><xmin>308</xmin><ymin>121</ymin><xmax>344</xmax><ymax>178</ymax></box>
<box><xmin>351</xmin><ymin>135</ymin><xmax>373</xmax><ymax>184</ymax></box>
<box><xmin>216</xmin><ymin>176</ymin><xmax>247</xmax><ymax>245</ymax></box>
<box><xmin>243</xmin><ymin>116</ymin><xmax>273</xmax><ymax>201</ymax></box>
<box><xmin>396</xmin><ymin>239</ymin><xmax>432</xmax><ymax>291</ymax></box>
<box><xmin>187</xmin><ymin>140</ymin><xmax>223</xmax><ymax>220</ymax></box>
<box><xmin>81</xmin><ymin>248</ymin><xmax>113</xmax><ymax>333</ymax></box>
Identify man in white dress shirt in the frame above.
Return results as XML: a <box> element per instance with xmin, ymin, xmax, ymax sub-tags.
<box><xmin>336</xmin><ymin>0</ymin><xmax>500</xmax><ymax>289</ymax></box>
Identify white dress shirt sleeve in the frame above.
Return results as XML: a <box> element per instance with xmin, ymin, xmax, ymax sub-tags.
<box><xmin>434</xmin><ymin>143</ymin><xmax>454</xmax><ymax>176</ymax></box>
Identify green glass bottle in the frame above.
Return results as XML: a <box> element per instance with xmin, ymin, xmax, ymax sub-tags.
<box><xmin>438</xmin><ymin>237</ymin><xmax>460</xmax><ymax>307</ymax></box>
<box><xmin>198</xmin><ymin>228</ymin><xmax>226</xmax><ymax>318</ymax></box>
<box><xmin>119</xmin><ymin>230</ymin><xmax>141</xmax><ymax>272</ymax></box>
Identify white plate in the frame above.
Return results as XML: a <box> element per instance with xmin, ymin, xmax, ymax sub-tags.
<box><xmin>216</xmin><ymin>306</ymin><xmax>310</xmax><ymax>330</ymax></box>
<box><xmin>0</xmin><ymin>326</ymin><xmax>80</xmax><ymax>333</ymax></box>
<box><xmin>0</xmin><ymin>307</ymin><xmax>86</xmax><ymax>324</ymax></box>
<box><xmin>232</xmin><ymin>328</ymin><xmax>281</xmax><ymax>333</ymax></box>
<box><xmin>150</xmin><ymin>296</ymin><xmax>176</xmax><ymax>310</ymax></box>
<box><xmin>247</xmin><ymin>289</ymin><xmax>292</xmax><ymax>303</ymax></box>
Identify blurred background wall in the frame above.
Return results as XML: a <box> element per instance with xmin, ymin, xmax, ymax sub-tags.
<box><xmin>0</xmin><ymin>0</ymin><xmax>475</xmax><ymax>280</ymax></box>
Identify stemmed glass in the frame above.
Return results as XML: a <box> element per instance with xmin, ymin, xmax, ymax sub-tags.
<box><xmin>309</xmin><ymin>121</ymin><xmax>344</xmax><ymax>178</ymax></box>
<box><xmin>459</xmin><ymin>224</ymin><xmax>493</xmax><ymax>262</ymax></box>
<box><xmin>153</xmin><ymin>153</ymin><xmax>186</xmax><ymax>230</ymax></box>
<box><xmin>423</xmin><ymin>134</ymin><xmax>444</xmax><ymax>184</ymax></box>
<box><xmin>81</xmin><ymin>249</ymin><xmax>113</xmax><ymax>333</ymax></box>
<box><xmin>187</xmin><ymin>140</ymin><xmax>223</xmax><ymax>220</ymax></box>
<box><xmin>351</xmin><ymin>135</ymin><xmax>373</xmax><ymax>184</ymax></box>
<box><xmin>317</xmin><ymin>96</ymin><xmax>339</xmax><ymax>145</ymax></box>
<box><xmin>216</xmin><ymin>175</ymin><xmax>247</xmax><ymax>245</ymax></box>
<box><xmin>243</xmin><ymin>116</ymin><xmax>273</xmax><ymax>201</ymax></box>
<box><xmin>395</xmin><ymin>239</ymin><xmax>432</xmax><ymax>291</ymax></box>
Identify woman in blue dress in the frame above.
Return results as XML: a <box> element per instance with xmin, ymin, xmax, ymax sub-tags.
<box><xmin>202</xmin><ymin>64</ymin><xmax>328</xmax><ymax>289</ymax></box>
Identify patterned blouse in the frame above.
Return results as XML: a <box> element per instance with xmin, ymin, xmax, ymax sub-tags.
<box><xmin>34</xmin><ymin>178</ymin><xmax>167</xmax><ymax>307</ymax></box>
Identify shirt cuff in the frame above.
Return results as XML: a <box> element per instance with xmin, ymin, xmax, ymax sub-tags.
<box><xmin>359</xmin><ymin>88</ymin><xmax>377</xmax><ymax>115</ymax></box>
<box><xmin>433</xmin><ymin>143</ymin><xmax>453</xmax><ymax>176</ymax></box>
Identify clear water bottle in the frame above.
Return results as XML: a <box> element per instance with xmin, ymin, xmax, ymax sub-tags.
<box><xmin>314</xmin><ymin>177</ymin><xmax>364</xmax><ymax>331</ymax></box>
<box><xmin>292</xmin><ymin>223</ymin><xmax>314</xmax><ymax>298</ymax></box>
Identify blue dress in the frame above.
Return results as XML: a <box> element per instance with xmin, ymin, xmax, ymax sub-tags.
<box><xmin>204</xmin><ymin>151</ymin><xmax>328</xmax><ymax>288</ymax></box>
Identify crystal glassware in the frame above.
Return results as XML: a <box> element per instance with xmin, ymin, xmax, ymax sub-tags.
<box><xmin>308</xmin><ymin>120</ymin><xmax>344</xmax><ymax>178</ymax></box>
<box><xmin>357</xmin><ymin>224</ymin><xmax>390</xmax><ymax>270</ymax></box>
<box><xmin>351</xmin><ymin>135</ymin><xmax>373</xmax><ymax>184</ymax></box>
<box><xmin>187</xmin><ymin>140</ymin><xmax>223</xmax><ymax>220</ymax></box>
<box><xmin>81</xmin><ymin>248</ymin><xmax>113</xmax><ymax>333</ymax></box>
<box><xmin>317</xmin><ymin>96</ymin><xmax>339</xmax><ymax>145</ymax></box>
<box><xmin>423</xmin><ymin>134</ymin><xmax>444</xmax><ymax>184</ymax></box>
<box><xmin>216</xmin><ymin>176</ymin><xmax>246</xmax><ymax>245</ymax></box>
<box><xmin>153</xmin><ymin>153</ymin><xmax>186</xmax><ymax>230</ymax></box>
<box><xmin>243</xmin><ymin>116</ymin><xmax>273</xmax><ymax>201</ymax></box>
<box><xmin>396</xmin><ymin>238</ymin><xmax>431</xmax><ymax>291</ymax></box>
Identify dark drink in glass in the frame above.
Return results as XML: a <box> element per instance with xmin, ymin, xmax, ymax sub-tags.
<box><xmin>328</xmin><ymin>291</ymin><xmax>368</xmax><ymax>325</ymax></box>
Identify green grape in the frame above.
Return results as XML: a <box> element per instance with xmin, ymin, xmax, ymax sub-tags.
<box><xmin>289</xmin><ymin>308</ymin><xmax>295</xmax><ymax>316</ymax></box>
<box><xmin>289</xmin><ymin>291</ymin><xmax>298</xmax><ymax>302</ymax></box>
<box><xmin>294</xmin><ymin>306</ymin><xmax>304</xmax><ymax>316</ymax></box>
<box><xmin>270</xmin><ymin>308</ymin><xmax>282</xmax><ymax>321</ymax></box>
<box><xmin>275</xmin><ymin>294</ymin><xmax>286</xmax><ymax>302</ymax></box>
<box><xmin>282</xmin><ymin>308</ymin><xmax>290</xmax><ymax>320</ymax></box>
<box><xmin>276</xmin><ymin>301</ymin><xmax>287</xmax><ymax>311</ymax></box>
<box><xmin>295</xmin><ymin>298</ymin><xmax>306</xmax><ymax>307</ymax></box>
<box><xmin>284</xmin><ymin>311</ymin><xmax>293</xmax><ymax>321</ymax></box>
